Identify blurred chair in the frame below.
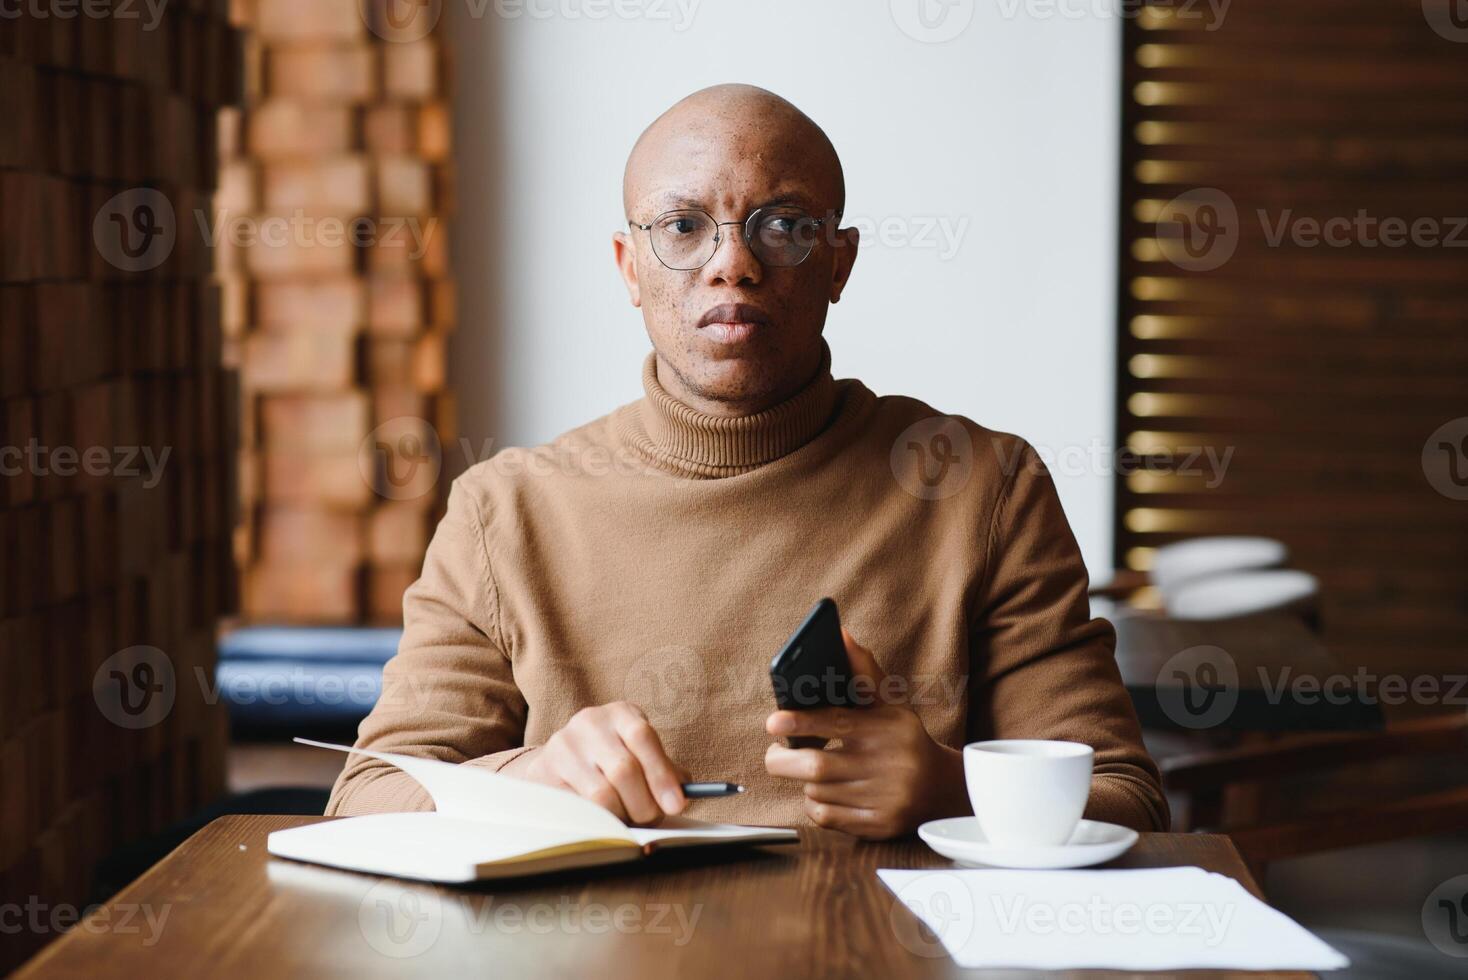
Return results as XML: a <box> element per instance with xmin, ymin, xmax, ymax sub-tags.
<box><xmin>1091</xmin><ymin>535</ymin><xmax>1288</xmax><ymax>602</ymax></box>
<box><xmin>1163</xmin><ymin>568</ymin><xmax>1321</xmax><ymax>628</ymax></box>
<box><xmin>1151</xmin><ymin>536</ymin><xmax>1290</xmax><ymax>594</ymax></box>
<box><xmin>217</xmin><ymin>626</ymin><xmax>402</xmax><ymax>738</ymax></box>
<box><xmin>1162</xmin><ymin>713</ymin><xmax>1468</xmax><ymax>868</ymax></box>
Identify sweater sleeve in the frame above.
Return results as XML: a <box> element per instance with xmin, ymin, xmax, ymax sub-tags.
<box><xmin>968</xmin><ymin>440</ymin><xmax>1170</xmax><ymax>833</ymax></box>
<box><xmin>325</xmin><ymin>478</ymin><xmax>530</xmax><ymax>816</ymax></box>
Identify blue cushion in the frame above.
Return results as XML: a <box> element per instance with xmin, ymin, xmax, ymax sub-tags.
<box><xmin>215</xmin><ymin>627</ymin><xmax>403</xmax><ymax>729</ymax></box>
<box><xmin>219</xmin><ymin>627</ymin><xmax>402</xmax><ymax>664</ymax></box>
<box><xmin>215</xmin><ymin>659</ymin><xmax>386</xmax><ymax>728</ymax></box>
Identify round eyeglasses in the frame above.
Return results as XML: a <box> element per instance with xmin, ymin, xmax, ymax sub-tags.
<box><xmin>629</xmin><ymin>207</ymin><xmax>827</xmax><ymax>271</ymax></box>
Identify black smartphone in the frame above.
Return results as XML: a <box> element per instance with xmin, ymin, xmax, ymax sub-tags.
<box><xmin>769</xmin><ymin>598</ymin><xmax>854</xmax><ymax>749</ymax></box>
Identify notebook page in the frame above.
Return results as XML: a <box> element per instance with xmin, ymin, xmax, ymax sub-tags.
<box><xmin>627</xmin><ymin>815</ymin><xmax>799</xmax><ymax>848</ymax></box>
<box><xmin>297</xmin><ymin>738</ymin><xmax>630</xmax><ymax>839</ymax></box>
<box><xmin>268</xmin><ymin>812</ymin><xmax>634</xmax><ymax>882</ymax></box>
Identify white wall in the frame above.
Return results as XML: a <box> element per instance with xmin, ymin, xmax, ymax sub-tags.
<box><xmin>451</xmin><ymin>0</ymin><xmax>1119</xmax><ymax>575</ymax></box>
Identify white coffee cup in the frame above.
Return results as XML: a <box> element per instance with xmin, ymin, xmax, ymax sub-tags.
<box><xmin>964</xmin><ymin>739</ymin><xmax>1094</xmax><ymax>847</ymax></box>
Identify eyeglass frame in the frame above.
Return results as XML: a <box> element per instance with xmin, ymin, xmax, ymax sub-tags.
<box><xmin>626</xmin><ymin>206</ymin><xmax>836</xmax><ymax>271</ymax></box>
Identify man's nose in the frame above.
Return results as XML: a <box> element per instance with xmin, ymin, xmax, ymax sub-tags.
<box><xmin>700</xmin><ymin>221</ymin><xmax>763</xmax><ymax>287</ymax></box>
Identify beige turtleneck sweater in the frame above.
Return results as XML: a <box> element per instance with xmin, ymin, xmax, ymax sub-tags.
<box><xmin>327</xmin><ymin>347</ymin><xmax>1169</xmax><ymax>832</ymax></box>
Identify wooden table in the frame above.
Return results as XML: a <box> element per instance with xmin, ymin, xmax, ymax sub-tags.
<box><xmin>17</xmin><ymin>815</ymin><xmax>1312</xmax><ymax>979</ymax></box>
<box><xmin>1113</xmin><ymin>610</ymin><xmax>1383</xmax><ymax>733</ymax></box>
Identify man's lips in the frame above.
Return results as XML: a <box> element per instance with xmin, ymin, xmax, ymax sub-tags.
<box><xmin>698</xmin><ymin>303</ymin><xmax>770</xmax><ymax>343</ymax></box>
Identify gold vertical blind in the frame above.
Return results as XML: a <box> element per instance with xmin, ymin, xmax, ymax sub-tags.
<box><xmin>1116</xmin><ymin>1</ymin><xmax>1468</xmax><ymax>678</ymax></box>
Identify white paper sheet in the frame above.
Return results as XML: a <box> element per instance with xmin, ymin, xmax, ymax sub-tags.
<box><xmin>877</xmin><ymin>866</ymin><xmax>1349</xmax><ymax>971</ymax></box>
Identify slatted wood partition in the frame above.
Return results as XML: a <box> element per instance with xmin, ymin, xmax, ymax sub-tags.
<box><xmin>0</xmin><ymin>2</ymin><xmax>240</xmax><ymax>969</ymax></box>
<box><xmin>1116</xmin><ymin>1</ymin><xmax>1468</xmax><ymax>681</ymax></box>
<box><xmin>219</xmin><ymin>0</ymin><xmax>454</xmax><ymax>625</ymax></box>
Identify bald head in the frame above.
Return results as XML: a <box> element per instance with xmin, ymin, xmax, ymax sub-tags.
<box><xmin>622</xmin><ymin>84</ymin><xmax>844</xmax><ymax>220</ymax></box>
<box><xmin>611</xmin><ymin>84</ymin><xmax>859</xmax><ymax>418</ymax></box>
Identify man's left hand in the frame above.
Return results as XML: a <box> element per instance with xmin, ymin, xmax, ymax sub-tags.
<box><xmin>763</xmin><ymin>628</ymin><xmax>969</xmax><ymax>839</ymax></box>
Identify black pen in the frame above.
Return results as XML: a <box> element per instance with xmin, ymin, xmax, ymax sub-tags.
<box><xmin>681</xmin><ymin>782</ymin><xmax>745</xmax><ymax>798</ymax></box>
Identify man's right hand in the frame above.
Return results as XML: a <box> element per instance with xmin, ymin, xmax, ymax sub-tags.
<box><xmin>497</xmin><ymin>701</ymin><xmax>690</xmax><ymax>825</ymax></box>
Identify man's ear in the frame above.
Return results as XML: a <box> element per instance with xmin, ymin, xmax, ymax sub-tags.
<box><xmin>612</xmin><ymin>231</ymin><xmax>642</xmax><ymax>307</ymax></box>
<box><xmin>828</xmin><ymin>224</ymin><xmax>859</xmax><ymax>304</ymax></box>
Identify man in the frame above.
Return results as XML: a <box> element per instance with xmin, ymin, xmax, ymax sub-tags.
<box><xmin>328</xmin><ymin>84</ymin><xmax>1168</xmax><ymax>839</ymax></box>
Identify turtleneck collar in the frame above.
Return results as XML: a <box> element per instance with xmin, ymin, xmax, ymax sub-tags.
<box><xmin>622</xmin><ymin>343</ymin><xmax>840</xmax><ymax>478</ymax></box>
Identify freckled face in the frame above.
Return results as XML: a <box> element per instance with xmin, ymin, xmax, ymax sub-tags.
<box><xmin>616</xmin><ymin>93</ymin><xmax>856</xmax><ymax>413</ymax></box>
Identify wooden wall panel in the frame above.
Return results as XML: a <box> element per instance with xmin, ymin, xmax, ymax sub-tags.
<box><xmin>1116</xmin><ymin>1</ymin><xmax>1468</xmax><ymax>678</ymax></box>
<box><xmin>0</xmin><ymin>1</ymin><xmax>240</xmax><ymax>969</ymax></box>
<box><xmin>221</xmin><ymin>0</ymin><xmax>454</xmax><ymax>625</ymax></box>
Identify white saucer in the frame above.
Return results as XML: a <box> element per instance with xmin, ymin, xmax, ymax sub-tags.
<box><xmin>917</xmin><ymin>817</ymin><xmax>1138</xmax><ymax>869</ymax></box>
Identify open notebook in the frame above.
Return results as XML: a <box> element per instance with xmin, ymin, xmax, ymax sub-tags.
<box><xmin>267</xmin><ymin>739</ymin><xmax>798</xmax><ymax>882</ymax></box>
